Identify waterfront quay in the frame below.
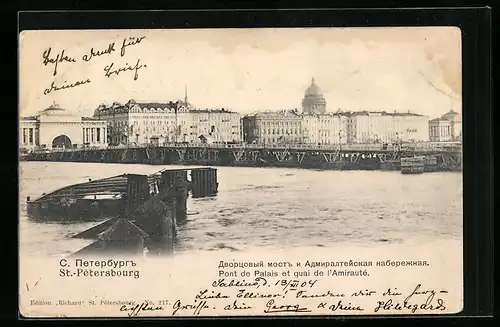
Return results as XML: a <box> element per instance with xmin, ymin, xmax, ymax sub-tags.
<box><xmin>23</xmin><ymin>142</ymin><xmax>462</xmax><ymax>172</ymax></box>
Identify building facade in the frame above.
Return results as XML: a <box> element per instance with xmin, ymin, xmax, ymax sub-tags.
<box><xmin>344</xmin><ymin>111</ymin><xmax>429</xmax><ymax>144</ymax></box>
<box><xmin>242</xmin><ymin>110</ymin><xmax>303</xmax><ymax>144</ymax></box>
<box><xmin>429</xmin><ymin>110</ymin><xmax>462</xmax><ymax>142</ymax></box>
<box><xmin>93</xmin><ymin>99</ymin><xmax>241</xmax><ymax>146</ymax></box>
<box><xmin>302</xmin><ymin>113</ymin><xmax>348</xmax><ymax>145</ymax></box>
<box><xmin>302</xmin><ymin>78</ymin><xmax>327</xmax><ymax>114</ymax></box>
<box><xmin>189</xmin><ymin>109</ymin><xmax>241</xmax><ymax>143</ymax></box>
<box><xmin>242</xmin><ymin>110</ymin><xmax>430</xmax><ymax>145</ymax></box>
<box><xmin>19</xmin><ymin>104</ymin><xmax>108</xmax><ymax>151</ymax></box>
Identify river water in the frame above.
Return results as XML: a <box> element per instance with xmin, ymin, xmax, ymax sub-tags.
<box><xmin>19</xmin><ymin>162</ymin><xmax>463</xmax><ymax>258</ymax></box>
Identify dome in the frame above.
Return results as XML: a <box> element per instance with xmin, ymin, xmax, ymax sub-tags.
<box><xmin>41</xmin><ymin>103</ymin><xmax>65</xmax><ymax>114</ymax></box>
<box><xmin>302</xmin><ymin>78</ymin><xmax>327</xmax><ymax>114</ymax></box>
<box><xmin>305</xmin><ymin>78</ymin><xmax>323</xmax><ymax>97</ymax></box>
<box><xmin>45</xmin><ymin>103</ymin><xmax>64</xmax><ymax>111</ymax></box>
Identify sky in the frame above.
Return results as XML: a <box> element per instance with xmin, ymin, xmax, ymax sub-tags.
<box><xmin>19</xmin><ymin>27</ymin><xmax>461</xmax><ymax>119</ymax></box>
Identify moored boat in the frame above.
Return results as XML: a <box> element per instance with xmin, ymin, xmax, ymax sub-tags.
<box><xmin>25</xmin><ymin>167</ymin><xmax>218</xmax><ymax>222</ymax></box>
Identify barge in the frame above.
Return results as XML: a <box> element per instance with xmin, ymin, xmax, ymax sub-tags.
<box><xmin>25</xmin><ymin>167</ymin><xmax>220</xmax><ymax>257</ymax></box>
<box><xmin>26</xmin><ymin>167</ymin><xmax>218</xmax><ymax>222</ymax></box>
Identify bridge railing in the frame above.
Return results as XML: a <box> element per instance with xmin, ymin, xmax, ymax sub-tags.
<box><xmin>29</xmin><ymin>141</ymin><xmax>462</xmax><ymax>154</ymax></box>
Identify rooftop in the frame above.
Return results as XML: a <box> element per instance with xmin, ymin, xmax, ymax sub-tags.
<box><xmin>342</xmin><ymin>110</ymin><xmax>425</xmax><ymax>117</ymax></box>
<box><xmin>189</xmin><ymin>108</ymin><xmax>236</xmax><ymax>113</ymax></box>
<box><xmin>82</xmin><ymin>117</ymin><xmax>106</xmax><ymax>121</ymax></box>
<box><xmin>246</xmin><ymin>109</ymin><xmax>426</xmax><ymax>118</ymax></box>
<box><xmin>20</xmin><ymin>116</ymin><xmax>37</xmax><ymax>120</ymax></box>
<box><xmin>43</xmin><ymin>103</ymin><xmax>65</xmax><ymax>112</ymax></box>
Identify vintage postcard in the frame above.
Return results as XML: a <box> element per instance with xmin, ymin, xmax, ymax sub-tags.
<box><xmin>18</xmin><ymin>27</ymin><xmax>463</xmax><ymax>317</ymax></box>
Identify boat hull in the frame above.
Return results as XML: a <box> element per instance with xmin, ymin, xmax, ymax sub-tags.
<box><xmin>26</xmin><ymin>198</ymin><xmax>127</xmax><ymax>222</ymax></box>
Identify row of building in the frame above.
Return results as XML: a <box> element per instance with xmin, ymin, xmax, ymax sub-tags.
<box><xmin>92</xmin><ymin>98</ymin><xmax>241</xmax><ymax>146</ymax></box>
<box><xmin>242</xmin><ymin>108</ymin><xmax>461</xmax><ymax>145</ymax></box>
<box><xmin>19</xmin><ymin>79</ymin><xmax>461</xmax><ymax>151</ymax></box>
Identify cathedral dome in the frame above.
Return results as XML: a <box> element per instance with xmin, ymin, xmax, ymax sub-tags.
<box><xmin>305</xmin><ymin>78</ymin><xmax>323</xmax><ymax>97</ymax></box>
<box><xmin>302</xmin><ymin>78</ymin><xmax>326</xmax><ymax>114</ymax></box>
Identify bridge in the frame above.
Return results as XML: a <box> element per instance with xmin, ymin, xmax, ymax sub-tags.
<box><xmin>22</xmin><ymin>142</ymin><xmax>462</xmax><ymax>171</ymax></box>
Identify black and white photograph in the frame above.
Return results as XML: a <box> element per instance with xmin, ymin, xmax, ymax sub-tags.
<box><xmin>19</xmin><ymin>26</ymin><xmax>463</xmax><ymax>317</ymax></box>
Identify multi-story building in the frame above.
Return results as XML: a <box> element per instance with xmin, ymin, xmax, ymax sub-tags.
<box><xmin>19</xmin><ymin>104</ymin><xmax>108</xmax><ymax>151</ymax></box>
<box><xmin>189</xmin><ymin>109</ymin><xmax>241</xmax><ymax>143</ymax></box>
<box><xmin>93</xmin><ymin>99</ymin><xmax>241</xmax><ymax>145</ymax></box>
<box><xmin>344</xmin><ymin>111</ymin><xmax>429</xmax><ymax>144</ymax></box>
<box><xmin>302</xmin><ymin>78</ymin><xmax>327</xmax><ymax>114</ymax></box>
<box><xmin>242</xmin><ymin>110</ymin><xmax>303</xmax><ymax>144</ymax></box>
<box><xmin>302</xmin><ymin>113</ymin><xmax>348</xmax><ymax>145</ymax></box>
<box><xmin>429</xmin><ymin>110</ymin><xmax>462</xmax><ymax>142</ymax></box>
<box><xmin>243</xmin><ymin>109</ymin><xmax>430</xmax><ymax>145</ymax></box>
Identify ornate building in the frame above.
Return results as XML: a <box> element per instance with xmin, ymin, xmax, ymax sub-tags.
<box><xmin>19</xmin><ymin>104</ymin><xmax>108</xmax><ymax>151</ymax></box>
<box><xmin>242</xmin><ymin>110</ymin><xmax>303</xmax><ymax>144</ymax></box>
<box><xmin>93</xmin><ymin>97</ymin><xmax>241</xmax><ymax>146</ymax></box>
<box><xmin>242</xmin><ymin>109</ymin><xmax>430</xmax><ymax>145</ymax></box>
<box><xmin>429</xmin><ymin>110</ymin><xmax>462</xmax><ymax>142</ymax></box>
<box><xmin>302</xmin><ymin>78</ymin><xmax>327</xmax><ymax>114</ymax></box>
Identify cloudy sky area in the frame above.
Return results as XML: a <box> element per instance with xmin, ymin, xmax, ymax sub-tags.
<box><xmin>19</xmin><ymin>27</ymin><xmax>461</xmax><ymax>118</ymax></box>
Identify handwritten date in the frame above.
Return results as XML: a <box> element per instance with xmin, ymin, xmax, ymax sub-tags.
<box><xmin>275</xmin><ymin>279</ymin><xmax>318</xmax><ymax>291</ymax></box>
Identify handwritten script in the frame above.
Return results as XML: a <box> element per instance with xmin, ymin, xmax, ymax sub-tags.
<box><xmin>116</xmin><ymin>279</ymin><xmax>449</xmax><ymax>317</ymax></box>
<box><xmin>40</xmin><ymin>36</ymin><xmax>147</xmax><ymax>95</ymax></box>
